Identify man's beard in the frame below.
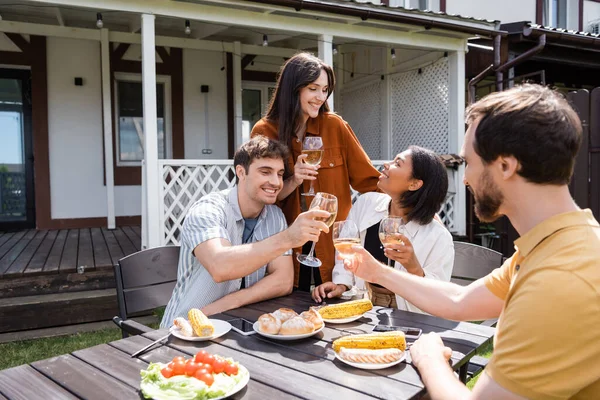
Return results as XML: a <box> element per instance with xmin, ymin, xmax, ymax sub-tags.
<box><xmin>472</xmin><ymin>170</ymin><xmax>504</xmax><ymax>223</ymax></box>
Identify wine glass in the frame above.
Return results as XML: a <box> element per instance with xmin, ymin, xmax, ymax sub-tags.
<box><xmin>301</xmin><ymin>136</ymin><xmax>324</xmax><ymax>197</ymax></box>
<box><xmin>333</xmin><ymin>220</ymin><xmax>366</xmax><ymax>299</ymax></box>
<box><xmin>297</xmin><ymin>192</ymin><xmax>338</xmax><ymax>267</ymax></box>
<box><xmin>378</xmin><ymin>217</ymin><xmax>406</xmax><ymax>267</ymax></box>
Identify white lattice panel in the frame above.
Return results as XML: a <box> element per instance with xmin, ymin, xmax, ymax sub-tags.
<box><xmin>390</xmin><ymin>58</ymin><xmax>449</xmax><ymax>155</ymax></box>
<box><xmin>159</xmin><ymin>160</ymin><xmax>236</xmax><ymax>245</ymax></box>
<box><xmin>339</xmin><ymin>79</ymin><xmax>383</xmax><ymax>159</ymax></box>
<box><xmin>159</xmin><ymin>159</ymin><xmax>459</xmax><ymax>245</ymax></box>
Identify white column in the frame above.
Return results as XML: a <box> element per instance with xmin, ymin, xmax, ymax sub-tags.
<box><xmin>448</xmin><ymin>48</ymin><xmax>466</xmax><ymax>236</ymax></box>
<box><xmin>233</xmin><ymin>41</ymin><xmax>243</xmax><ymax>150</ymax></box>
<box><xmin>381</xmin><ymin>47</ymin><xmax>393</xmax><ymax>160</ymax></box>
<box><xmin>100</xmin><ymin>28</ymin><xmax>115</xmax><ymax>229</ymax></box>
<box><xmin>318</xmin><ymin>34</ymin><xmax>334</xmax><ymax>111</ymax></box>
<box><xmin>141</xmin><ymin>13</ymin><xmax>161</xmax><ymax>248</ymax></box>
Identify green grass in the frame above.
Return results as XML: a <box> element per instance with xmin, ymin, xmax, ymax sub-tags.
<box><xmin>466</xmin><ymin>340</ymin><xmax>494</xmax><ymax>389</ymax></box>
<box><xmin>0</xmin><ymin>328</ymin><xmax>122</xmax><ymax>370</ymax></box>
<box><xmin>0</xmin><ymin>320</ymin><xmax>161</xmax><ymax>371</ymax></box>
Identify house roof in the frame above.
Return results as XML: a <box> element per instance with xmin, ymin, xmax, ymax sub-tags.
<box><xmin>502</xmin><ymin>22</ymin><xmax>600</xmax><ymax>48</ymax></box>
<box><xmin>252</xmin><ymin>0</ymin><xmax>502</xmax><ymax>36</ymax></box>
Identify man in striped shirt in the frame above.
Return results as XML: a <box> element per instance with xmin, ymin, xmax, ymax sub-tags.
<box><xmin>161</xmin><ymin>136</ymin><xmax>329</xmax><ymax>326</ymax></box>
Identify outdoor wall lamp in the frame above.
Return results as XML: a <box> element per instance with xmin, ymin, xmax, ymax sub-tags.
<box><xmin>262</xmin><ymin>34</ymin><xmax>268</xmax><ymax>47</ymax></box>
<box><xmin>96</xmin><ymin>13</ymin><xmax>103</xmax><ymax>29</ymax></box>
<box><xmin>185</xmin><ymin>20</ymin><xmax>191</xmax><ymax>35</ymax></box>
<box><xmin>391</xmin><ymin>48</ymin><xmax>396</xmax><ymax>60</ymax></box>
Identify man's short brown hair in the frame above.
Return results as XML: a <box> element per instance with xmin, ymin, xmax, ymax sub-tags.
<box><xmin>465</xmin><ymin>84</ymin><xmax>582</xmax><ymax>185</ymax></box>
<box><xmin>234</xmin><ymin>136</ymin><xmax>289</xmax><ymax>183</ymax></box>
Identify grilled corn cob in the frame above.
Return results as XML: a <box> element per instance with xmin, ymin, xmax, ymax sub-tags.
<box><xmin>332</xmin><ymin>331</ymin><xmax>406</xmax><ymax>353</ymax></box>
<box><xmin>188</xmin><ymin>308</ymin><xmax>214</xmax><ymax>337</ymax></box>
<box><xmin>318</xmin><ymin>299</ymin><xmax>373</xmax><ymax>319</ymax></box>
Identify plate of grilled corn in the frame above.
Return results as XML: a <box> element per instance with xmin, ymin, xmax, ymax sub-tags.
<box><xmin>171</xmin><ymin>308</ymin><xmax>232</xmax><ymax>341</ymax></box>
<box><xmin>332</xmin><ymin>331</ymin><xmax>407</xmax><ymax>370</ymax></box>
<box><xmin>318</xmin><ymin>298</ymin><xmax>373</xmax><ymax>324</ymax></box>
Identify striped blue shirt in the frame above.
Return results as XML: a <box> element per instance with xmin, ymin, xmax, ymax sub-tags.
<box><xmin>160</xmin><ymin>186</ymin><xmax>291</xmax><ymax>327</ymax></box>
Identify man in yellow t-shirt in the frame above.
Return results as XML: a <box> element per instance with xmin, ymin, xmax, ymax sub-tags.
<box><xmin>343</xmin><ymin>84</ymin><xmax>600</xmax><ymax>399</ymax></box>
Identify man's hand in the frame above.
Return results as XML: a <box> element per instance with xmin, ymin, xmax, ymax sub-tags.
<box><xmin>312</xmin><ymin>282</ymin><xmax>347</xmax><ymax>302</ymax></box>
<box><xmin>410</xmin><ymin>332</ymin><xmax>453</xmax><ymax>371</ymax></box>
<box><xmin>285</xmin><ymin>209</ymin><xmax>330</xmax><ymax>249</ymax></box>
<box><xmin>342</xmin><ymin>245</ymin><xmax>386</xmax><ymax>284</ymax></box>
<box><xmin>383</xmin><ymin>234</ymin><xmax>423</xmax><ymax>276</ymax></box>
<box><xmin>292</xmin><ymin>154</ymin><xmax>319</xmax><ymax>186</ymax></box>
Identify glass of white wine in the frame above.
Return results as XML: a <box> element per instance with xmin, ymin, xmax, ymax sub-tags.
<box><xmin>297</xmin><ymin>192</ymin><xmax>338</xmax><ymax>267</ymax></box>
<box><xmin>378</xmin><ymin>216</ymin><xmax>406</xmax><ymax>267</ymax></box>
<box><xmin>332</xmin><ymin>220</ymin><xmax>360</xmax><ymax>259</ymax></box>
<box><xmin>301</xmin><ymin>136</ymin><xmax>324</xmax><ymax>197</ymax></box>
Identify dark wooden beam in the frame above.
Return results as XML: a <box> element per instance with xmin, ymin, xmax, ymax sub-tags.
<box><xmin>536</xmin><ymin>0</ymin><xmax>543</xmax><ymax>25</ymax></box>
<box><xmin>111</xmin><ymin>43</ymin><xmax>130</xmax><ymax>61</ymax></box>
<box><xmin>0</xmin><ymin>50</ymin><xmax>29</xmax><ymax>65</ymax></box>
<box><xmin>227</xmin><ymin>52</ymin><xmax>234</xmax><ymax>159</ymax></box>
<box><xmin>242</xmin><ymin>70</ymin><xmax>277</xmax><ymax>82</ymax></box>
<box><xmin>241</xmin><ymin>54</ymin><xmax>256</xmax><ymax>70</ymax></box>
<box><xmin>5</xmin><ymin>33</ymin><xmax>30</xmax><ymax>52</ymax></box>
<box><xmin>170</xmin><ymin>47</ymin><xmax>184</xmax><ymax>159</ymax></box>
<box><xmin>155</xmin><ymin>46</ymin><xmax>171</xmax><ymax>66</ymax></box>
<box><xmin>440</xmin><ymin>0</ymin><xmax>446</xmax><ymax>13</ymax></box>
<box><xmin>579</xmin><ymin>0</ymin><xmax>584</xmax><ymax>31</ymax></box>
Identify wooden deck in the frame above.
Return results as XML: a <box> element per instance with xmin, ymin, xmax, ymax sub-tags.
<box><xmin>0</xmin><ymin>226</ymin><xmax>141</xmax><ymax>278</ymax></box>
<box><xmin>0</xmin><ymin>227</ymin><xmax>142</xmax><ymax>334</ymax></box>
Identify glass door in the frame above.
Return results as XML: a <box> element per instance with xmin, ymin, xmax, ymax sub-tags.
<box><xmin>242</xmin><ymin>83</ymin><xmax>275</xmax><ymax>143</ymax></box>
<box><xmin>0</xmin><ymin>69</ymin><xmax>34</xmax><ymax>230</ymax></box>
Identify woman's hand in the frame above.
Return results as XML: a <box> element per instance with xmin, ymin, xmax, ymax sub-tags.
<box><xmin>312</xmin><ymin>282</ymin><xmax>347</xmax><ymax>303</ymax></box>
<box><xmin>383</xmin><ymin>234</ymin><xmax>424</xmax><ymax>276</ymax></box>
<box><xmin>292</xmin><ymin>154</ymin><xmax>319</xmax><ymax>187</ymax></box>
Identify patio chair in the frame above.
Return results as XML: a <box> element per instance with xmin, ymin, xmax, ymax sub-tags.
<box><xmin>452</xmin><ymin>241</ymin><xmax>504</xmax><ymax>379</ymax></box>
<box><xmin>112</xmin><ymin>245</ymin><xmax>180</xmax><ymax>337</ymax></box>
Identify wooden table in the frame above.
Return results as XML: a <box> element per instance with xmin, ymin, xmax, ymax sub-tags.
<box><xmin>0</xmin><ymin>291</ymin><xmax>495</xmax><ymax>400</ymax></box>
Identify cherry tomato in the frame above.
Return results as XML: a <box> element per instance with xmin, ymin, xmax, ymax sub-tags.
<box><xmin>203</xmin><ymin>354</ymin><xmax>215</xmax><ymax>365</ymax></box>
<box><xmin>172</xmin><ymin>356</ymin><xmax>186</xmax><ymax>364</ymax></box>
<box><xmin>161</xmin><ymin>367</ymin><xmax>174</xmax><ymax>378</ymax></box>
<box><xmin>194</xmin><ymin>350</ymin><xmax>208</xmax><ymax>364</ymax></box>
<box><xmin>171</xmin><ymin>360</ymin><xmax>186</xmax><ymax>376</ymax></box>
<box><xmin>224</xmin><ymin>363</ymin><xmax>239</xmax><ymax>376</ymax></box>
<box><xmin>194</xmin><ymin>371</ymin><xmax>214</xmax><ymax>386</ymax></box>
<box><xmin>201</xmin><ymin>363</ymin><xmax>213</xmax><ymax>374</ymax></box>
<box><xmin>212</xmin><ymin>358</ymin><xmax>226</xmax><ymax>374</ymax></box>
<box><xmin>184</xmin><ymin>360</ymin><xmax>201</xmax><ymax>376</ymax></box>
<box><xmin>195</xmin><ymin>367</ymin><xmax>209</xmax><ymax>376</ymax></box>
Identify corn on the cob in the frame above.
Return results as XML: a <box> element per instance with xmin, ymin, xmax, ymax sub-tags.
<box><xmin>188</xmin><ymin>308</ymin><xmax>214</xmax><ymax>337</ymax></box>
<box><xmin>318</xmin><ymin>299</ymin><xmax>373</xmax><ymax>319</ymax></box>
<box><xmin>332</xmin><ymin>331</ymin><xmax>406</xmax><ymax>353</ymax></box>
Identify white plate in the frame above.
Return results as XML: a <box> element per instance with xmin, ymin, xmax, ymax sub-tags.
<box><xmin>334</xmin><ymin>351</ymin><xmax>406</xmax><ymax>370</ymax></box>
<box><xmin>252</xmin><ymin>321</ymin><xmax>324</xmax><ymax>340</ymax></box>
<box><xmin>322</xmin><ymin>314</ymin><xmax>365</xmax><ymax>324</ymax></box>
<box><xmin>213</xmin><ymin>364</ymin><xmax>250</xmax><ymax>400</ymax></box>
<box><xmin>171</xmin><ymin>319</ymin><xmax>232</xmax><ymax>341</ymax></box>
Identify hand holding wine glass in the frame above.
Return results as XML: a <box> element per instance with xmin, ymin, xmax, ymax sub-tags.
<box><xmin>378</xmin><ymin>217</ymin><xmax>406</xmax><ymax>267</ymax></box>
<box><xmin>301</xmin><ymin>136</ymin><xmax>324</xmax><ymax>197</ymax></box>
<box><xmin>297</xmin><ymin>192</ymin><xmax>338</xmax><ymax>267</ymax></box>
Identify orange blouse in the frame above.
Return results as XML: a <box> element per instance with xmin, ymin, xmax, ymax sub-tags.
<box><xmin>251</xmin><ymin>112</ymin><xmax>380</xmax><ymax>285</ymax></box>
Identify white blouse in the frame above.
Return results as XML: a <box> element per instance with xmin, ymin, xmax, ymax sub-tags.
<box><xmin>332</xmin><ymin>192</ymin><xmax>454</xmax><ymax>313</ymax></box>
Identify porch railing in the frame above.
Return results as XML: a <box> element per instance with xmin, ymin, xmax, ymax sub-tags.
<box><xmin>156</xmin><ymin>160</ymin><xmax>459</xmax><ymax>246</ymax></box>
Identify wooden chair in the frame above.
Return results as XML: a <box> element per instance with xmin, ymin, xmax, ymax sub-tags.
<box><xmin>112</xmin><ymin>245</ymin><xmax>180</xmax><ymax>337</ymax></box>
<box><xmin>452</xmin><ymin>241</ymin><xmax>504</xmax><ymax>379</ymax></box>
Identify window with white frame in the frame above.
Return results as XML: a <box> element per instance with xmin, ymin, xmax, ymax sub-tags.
<box><xmin>543</xmin><ymin>0</ymin><xmax>568</xmax><ymax>28</ymax></box>
<box><xmin>241</xmin><ymin>82</ymin><xmax>275</xmax><ymax>144</ymax></box>
<box><xmin>114</xmin><ymin>73</ymin><xmax>172</xmax><ymax>166</ymax></box>
<box><xmin>388</xmin><ymin>0</ymin><xmax>430</xmax><ymax>10</ymax></box>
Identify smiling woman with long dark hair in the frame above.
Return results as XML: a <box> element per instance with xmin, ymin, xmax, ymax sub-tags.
<box><xmin>251</xmin><ymin>52</ymin><xmax>380</xmax><ymax>291</ymax></box>
<box><xmin>312</xmin><ymin>146</ymin><xmax>455</xmax><ymax>312</ymax></box>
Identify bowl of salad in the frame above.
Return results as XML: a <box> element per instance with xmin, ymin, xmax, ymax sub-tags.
<box><xmin>140</xmin><ymin>350</ymin><xmax>249</xmax><ymax>400</ymax></box>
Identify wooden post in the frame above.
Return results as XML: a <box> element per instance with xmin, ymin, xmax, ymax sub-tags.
<box><xmin>141</xmin><ymin>14</ymin><xmax>160</xmax><ymax>248</ymax></box>
<box><xmin>318</xmin><ymin>34</ymin><xmax>334</xmax><ymax>111</ymax></box>
<box><xmin>100</xmin><ymin>28</ymin><xmax>116</xmax><ymax>230</ymax></box>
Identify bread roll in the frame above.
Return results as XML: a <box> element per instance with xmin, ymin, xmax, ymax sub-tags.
<box><xmin>338</xmin><ymin>347</ymin><xmax>404</xmax><ymax>364</ymax></box>
<box><xmin>272</xmin><ymin>308</ymin><xmax>298</xmax><ymax>323</ymax></box>
<box><xmin>300</xmin><ymin>307</ymin><xmax>324</xmax><ymax>330</ymax></box>
<box><xmin>279</xmin><ymin>316</ymin><xmax>315</xmax><ymax>335</ymax></box>
<box><xmin>258</xmin><ymin>313</ymin><xmax>282</xmax><ymax>334</ymax></box>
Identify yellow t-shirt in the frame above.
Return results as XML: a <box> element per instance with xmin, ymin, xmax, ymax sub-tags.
<box><xmin>484</xmin><ymin>209</ymin><xmax>600</xmax><ymax>400</ymax></box>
